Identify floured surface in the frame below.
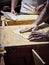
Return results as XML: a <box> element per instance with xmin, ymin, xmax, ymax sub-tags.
<box><xmin>13</xmin><ymin>28</ymin><xmax>31</xmax><ymax>39</ymax></box>
<box><xmin>0</xmin><ymin>23</ymin><xmax>49</xmax><ymax>47</ymax></box>
<box><xmin>0</xmin><ymin>25</ymin><xmax>31</xmax><ymax>47</ymax></box>
<box><xmin>13</xmin><ymin>23</ymin><xmax>49</xmax><ymax>39</ymax></box>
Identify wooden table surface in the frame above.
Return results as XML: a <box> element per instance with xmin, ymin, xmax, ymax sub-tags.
<box><xmin>0</xmin><ymin>23</ymin><xmax>49</xmax><ymax>47</ymax></box>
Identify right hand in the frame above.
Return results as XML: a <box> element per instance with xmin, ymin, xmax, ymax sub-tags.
<box><xmin>11</xmin><ymin>9</ymin><xmax>16</xmax><ymax>14</ymax></box>
<box><xmin>20</xmin><ymin>24</ymin><xmax>38</xmax><ymax>33</ymax></box>
<box><xmin>11</xmin><ymin>9</ymin><xmax>18</xmax><ymax>15</ymax></box>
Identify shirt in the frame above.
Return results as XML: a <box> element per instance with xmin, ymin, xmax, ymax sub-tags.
<box><xmin>20</xmin><ymin>0</ymin><xmax>46</xmax><ymax>14</ymax></box>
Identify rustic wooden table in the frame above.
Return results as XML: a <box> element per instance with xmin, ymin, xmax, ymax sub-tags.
<box><xmin>0</xmin><ymin>23</ymin><xmax>49</xmax><ymax>47</ymax></box>
<box><xmin>0</xmin><ymin>15</ymin><xmax>49</xmax><ymax>65</ymax></box>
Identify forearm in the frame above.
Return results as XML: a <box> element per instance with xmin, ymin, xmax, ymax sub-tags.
<box><xmin>11</xmin><ymin>0</ymin><xmax>18</xmax><ymax>10</ymax></box>
<box><xmin>34</xmin><ymin>2</ymin><xmax>49</xmax><ymax>25</ymax></box>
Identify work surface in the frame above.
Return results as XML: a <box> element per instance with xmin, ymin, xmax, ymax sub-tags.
<box><xmin>0</xmin><ymin>23</ymin><xmax>49</xmax><ymax>47</ymax></box>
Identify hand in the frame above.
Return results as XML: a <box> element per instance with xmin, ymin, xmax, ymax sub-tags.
<box><xmin>20</xmin><ymin>24</ymin><xmax>38</xmax><ymax>33</ymax></box>
<box><xmin>28</xmin><ymin>30</ymin><xmax>49</xmax><ymax>41</ymax></box>
<box><xmin>36</xmin><ymin>4</ymin><xmax>45</xmax><ymax>13</ymax></box>
<box><xmin>11</xmin><ymin>9</ymin><xmax>18</xmax><ymax>15</ymax></box>
<box><xmin>11</xmin><ymin>9</ymin><xmax>16</xmax><ymax>14</ymax></box>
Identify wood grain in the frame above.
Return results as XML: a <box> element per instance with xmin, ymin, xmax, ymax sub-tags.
<box><xmin>0</xmin><ymin>23</ymin><xmax>49</xmax><ymax>47</ymax></box>
<box><xmin>1</xmin><ymin>15</ymin><xmax>38</xmax><ymax>25</ymax></box>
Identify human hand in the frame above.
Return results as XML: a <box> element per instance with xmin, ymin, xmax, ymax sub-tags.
<box><xmin>28</xmin><ymin>30</ymin><xmax>49</xmax><ymax>41</ymax></box>
<box><xmin>11</xmin><ymin>9</ymin><xmax>18</xmax><ymax>15</ymax></box>
<box><xmin>20</xmin><ymin>24</ymin><xmax>38</xmax><ymax>33</ymax></box>
<box><xmin>36</xmin><ymin>4</ymin><xmax>45</xmax><ymax>13</ymax></box>
<box><xmin>11</xmin><ymin>9</ymin><xmax>16</xmax><ymax>14</ymax></box>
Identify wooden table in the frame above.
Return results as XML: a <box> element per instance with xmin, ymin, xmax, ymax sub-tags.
<box><xmin>0</xmin><ymin>23</ymin><xmax>49</xmax><ymax>65</ymax></box>
<box><xmin>1</xmin><ymin>15</ymin><xmax>38</xmax><ymax>26</ymax></box>
<box><xmin>0</xmin><ymin>23</ymin><xmax>49</xmax><ymax>47</ymax></box>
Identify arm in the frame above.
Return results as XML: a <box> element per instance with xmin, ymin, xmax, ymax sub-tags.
<box><xmin>36</xmin><ymin>1</ymin><xmax>46</xmax><ymax>13</ymax></box>
<box><xmin>11</xmin><ymin>0</ymin><xmax>18</xmax><ymax>14</ymax></box>
<box><xmin>34</xmin><ymin>1</ymin><xmax>49</xmax><ymax>25</ymax></box>
<box><xmin>20</xmin><ymin>1</ymin><xmax>49</xmax><ymax>33</ymax></box>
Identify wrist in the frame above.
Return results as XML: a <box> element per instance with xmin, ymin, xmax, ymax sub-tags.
<box><xmin>11</xmin><ymin>8</ymin><xmax>15</xmax><ymax>11</ymax></box>
<box><xmin>11</xmin><ymin>9</ymin><xmax>15</xmax><ymax>14</ymax></box>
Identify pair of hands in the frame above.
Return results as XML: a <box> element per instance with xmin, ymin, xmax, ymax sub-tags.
<box><xmin>20</xmin><ymin>24</ymin><xmax>49</xmax><ymax>41</ymax></box>
<box><xmin>11</xmin><ymin>3</ymin><xmax>48</xmax><ymax>41</ymax></box>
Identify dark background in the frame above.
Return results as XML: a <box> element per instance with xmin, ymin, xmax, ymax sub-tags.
<box><xmin>0</xmin><ymin>0</ymin><xmax>22</xmax><ymax>15</ymax></box>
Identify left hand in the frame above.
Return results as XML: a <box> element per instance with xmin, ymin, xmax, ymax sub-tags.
<box><xmin>28</xmin><ymin>30</ymin><xmax>49</xmax><ymax>41</ymax></box>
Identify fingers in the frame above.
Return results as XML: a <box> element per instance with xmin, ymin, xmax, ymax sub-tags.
<box><xmin>20</xmin><ymin>26</ymin><xmax>32</xmax><ymax>33</ymax></box>
<box><xmin>29</xmin><ymin>37</ymin><xmax>42</xmax><ymax>41</ymax></box>
<box><xmin>11</xmin><ymin>10</ymin><xmax>15</xmax><ymax>14</ymax></box>
<box><xmin>11</xmin><ymin>10</ymin><xmax>18</xmax><ymax>16</ymax></box>
<box><xmin>20</xmin><ymin>24</ymin><xmax>37</xmax><ymax>33</ymax></box>
<box><xmin>28</xmin><ymin>33</ymin><xmax>40</xmax><ymax>39</ymax></box>
<box><xmin>28</xmin><ymin>30</ymin><xmax>49</xmax><ymax>41</ymax></box>
<box><xmin>36</xmin><ymin>4</ymin><xmax>44</xmax><ymax>13</ymax></box>
<box><xmin>28</xmin><ymin>31</ymin><xmax>41</xmax><ymax>39</ymax></box>
<box><xmin>28</xmin><ymin>31</ymin><xmax>39</xmax><ymax>37</ymax></box>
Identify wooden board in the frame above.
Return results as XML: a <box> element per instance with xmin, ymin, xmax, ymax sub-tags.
<box><xmin>0</xmin><ymin>23</ymin><xmax>49</xmax><ymax>47</ymax></box>
<box><xmin>13</xmin><ymin>23</ymin><xmax>49</xmax><ymax>39</ymax></box>
<box><xmin>1</xmin><ymin>11</ymin><xmax>38</xmax><ymax>20</ymax></box>
<box><xmin>1</xmin><ymin>15</ymin><xmax>38</xmax><ymax>25</ymax></box>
